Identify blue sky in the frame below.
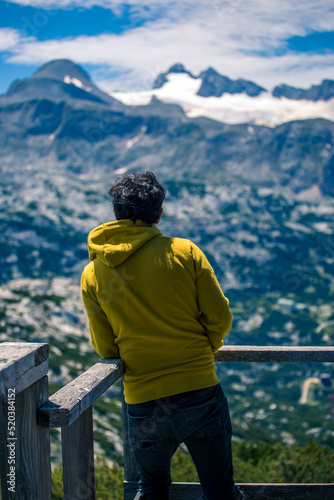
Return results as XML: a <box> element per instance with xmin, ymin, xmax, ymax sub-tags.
<box><xmin>0</xmin><ymin>0</ymin><xmax>334</xmax><ymax>96</ymax></box>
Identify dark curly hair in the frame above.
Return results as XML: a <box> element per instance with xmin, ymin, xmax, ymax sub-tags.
<box><xmin>108</xmin><ymin>171</ymin><xmax>166</xmax><ymax>225</ymax></box>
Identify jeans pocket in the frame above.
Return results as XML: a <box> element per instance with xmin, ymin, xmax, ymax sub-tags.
<box><xmin>128</xmin><ymin>413</ymin><xmax>164</xmax><ymax>452</ymax></box>
<box><xmin>181</xmin><ymin>394</ymin><xmax>232</xmax><ymax>440</ymax></box>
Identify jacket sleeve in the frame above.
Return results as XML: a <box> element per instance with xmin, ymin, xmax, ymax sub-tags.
<box><xmin>191</xmin><ymin>243</ymin><xmax>233</xmax><ymax>353</ymax></box>
<box><xmin>81</xmin><ymin>266</ymin><xmax>120</xmax><ymax>359</ymax></box>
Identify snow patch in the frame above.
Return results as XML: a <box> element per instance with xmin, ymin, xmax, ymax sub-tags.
<box><xmin>63</xmin><ymin>75</ymin><xmax>92</xmax><ymax>92</ymax></box>
<box><xmin>110</xmin><ymin>73</ymin><xmax>334</xmax><ymax>127</ymax></box>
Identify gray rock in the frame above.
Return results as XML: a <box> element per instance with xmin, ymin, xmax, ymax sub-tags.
<box><xmin>197</xmin><ymin>67</ymin><xmax>266</xmax><ymax>97</ymax></box>
<box><xmin>272</xmin><ymin>80</ymin><xmax>334</xmax><ymax>101</ymax></box>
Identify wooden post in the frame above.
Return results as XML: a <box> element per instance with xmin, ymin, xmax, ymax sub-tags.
<box><xmin>38</xmin><ymin>358</ymin><xmax>124</xmax><ymax>500</ymax></box>
<box><xmin>61</xmin><ymin>406</ymin><xmax>96</xmax><ymax>500</ymax></box>
<box><xmin>0</xmin><ymin>343</ymin><xmax>51</xmax><ymax>500</ymax></box>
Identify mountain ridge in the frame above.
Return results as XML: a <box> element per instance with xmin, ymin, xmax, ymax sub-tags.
<box><xmin>273</xmin><ymin>80</ymin><xmax>334</xmax><ymax>101</ymax></box>
<box><xmin>6</xmin><ymin>59</ymin><xmax>333</xmax><ymax>103</ymax></box>
<box><xmin>0</xmin><ymin>59</ymin><xmax>333</xmax><ymax>197</ymax></box>
<box><xmin>197</xmin><ymin>67</ymin><xmax>266</xmax><ymax>98</ymax></box>
<box><xmin>4</xmin><ymin>59</ymin><xmax>124</xmax><ymax>109</ymax></box>
<box><xmin>153</xmin><ymin>63</ymin><xmax>334</xmax><ymax>102</ymax></box>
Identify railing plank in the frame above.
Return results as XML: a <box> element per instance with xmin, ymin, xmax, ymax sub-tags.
<box><xmin>62</xmin><ymin>406</ymin><xmax>95</xmax><ymax>500</ymax></box>
<box><xmin>124</xmin><ymin>481</ymin><xmax>334</xmax><ymax>499</ymax></box>
<box><xmin>39</xmin><ymin>358</ymin><xmax>124</xmax><ymax>427</ymax></box>
<box><xmin>237</xmin><ymin>483</ymin><xmax>334</xmax><ymax>499</ymax></box>
<box><xmin>214</xmin><ymin>346</ymin><xmax>334</xmax><ymax>362</ymax></box>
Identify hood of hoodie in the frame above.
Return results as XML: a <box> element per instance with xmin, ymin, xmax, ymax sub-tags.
<box><xmin>87</xmin><ymin>219</ymin><xmax>162</xmax><ymax>268</ymax></box>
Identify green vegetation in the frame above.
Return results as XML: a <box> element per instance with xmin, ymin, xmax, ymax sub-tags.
<box><xmin>233</xmin><ymin>438</ymin><xmax>334</xmax><ymax>483</ymax></box>
<box><xmin>51</xmin><ymin>438</ymin><xmax>334</xmax><ymax>499</ymax></box>
<box><xmin>52</xmin><ymin>457</ymin><xmax>124</xmax><ymax>500</ymax></box>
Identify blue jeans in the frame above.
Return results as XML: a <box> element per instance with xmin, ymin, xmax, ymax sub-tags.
<box><xmin>127</xmin><ymin>383</ymin><xmax>237</xmax><ymax>500</ymax></box>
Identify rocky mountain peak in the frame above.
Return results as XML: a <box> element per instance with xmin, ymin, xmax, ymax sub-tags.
<box><xmin>167</xmin><ymin>63</ymin><xmax>194</xmax><ymax>76</ymax></box>
<box><xmin>4</xmin><ymin>58</ymin><xmax>123</xmax><ymax>108</ymax></box>
<box><xmin>152</xmin><ymin>63</ymin><xmax>195</xmax><ymax>89</ymax></box>
<box><xmin>272</xmin><ymin>79</ymin><xmax>334</xmax><ymax>102</ymax></box>
<box><xmin>197</xmin><ymin>67</ymin><xmax>266</xmax><ymax>97</ymax></box>
<box><xmin>31</xmin><ymin>59</ymin><xmax>92</xmax><ymax>85</ymax></box>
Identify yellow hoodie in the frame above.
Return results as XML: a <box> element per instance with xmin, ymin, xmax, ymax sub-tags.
<box><xmin>81</xmin><ymin>219</ymin><xmax>232</xmax><ymax>404</ymax></box>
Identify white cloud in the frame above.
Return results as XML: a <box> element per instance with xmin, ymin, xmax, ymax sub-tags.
<box><xmin>0</xmin><ymin>28</ymin><xmax>22</xmax><ymax>51</ymax></box>
<box><xmin>7</xmin><ymin>0</ymin><xmax>334</xmax><ymax>32</ymax></box>
<box><xmin>3</xmin><ymin>1</ymin><xmax>334</xmax><ymax>90</ymax></box>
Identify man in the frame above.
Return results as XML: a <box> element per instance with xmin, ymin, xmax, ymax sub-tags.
<box><xmin>81</xmin><ymin>171</ymin><xmax>243</xmax><ymax>500</ymax></box>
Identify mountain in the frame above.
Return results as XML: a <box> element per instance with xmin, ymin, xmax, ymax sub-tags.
<box><xmin>1</xmin><ymin>59</ymin><xmax>333</xmax><ymax>196</ymax></box>
<box><xmin>32</xmin><ymin>59</ymin><xmax>92</xmax><ymax>84</ymax></box>
<box><xmin>273</xmin><ymin>80</ymin><xmax>334</xmax><ymax>101</ymax></box>
<box><xmin>152</xmin><ymin>64</ymin><xmax>334</xmax><ymax>104</ymax></box>
<box><xmin>152</xmin><ymin>64</ymin><xmax>266</xmax><ymax>97</ymax></box>
<box><xmin>4</xmin><ymin>59</ymin><xmax>123</xmax><ymax>108</ymax></box>
<box><xmin>138</xmin><ymin>64</ymin><xmax>334</xmax><ymax>127</ymax></box>
<box><xmin>152</xmin><ymin>63</ymin><xmax>195</xmax><ymax>89</ymax></box>
<box><xmin>197</xmin><ymin>67</ymin><xmax>266</xmax><ymax>97</ymax></box>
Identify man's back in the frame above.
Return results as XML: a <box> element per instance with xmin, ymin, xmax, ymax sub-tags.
<box><xmin>81</xmin><ymin>219</ymin><xmax>232</xmax><ymax>404</ymax></box>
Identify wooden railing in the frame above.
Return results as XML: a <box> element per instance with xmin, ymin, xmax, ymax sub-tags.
<box><xmin>1</xmin><ymin>342</ymin><xmax>334</xmax><ymax>499</ymax></box>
